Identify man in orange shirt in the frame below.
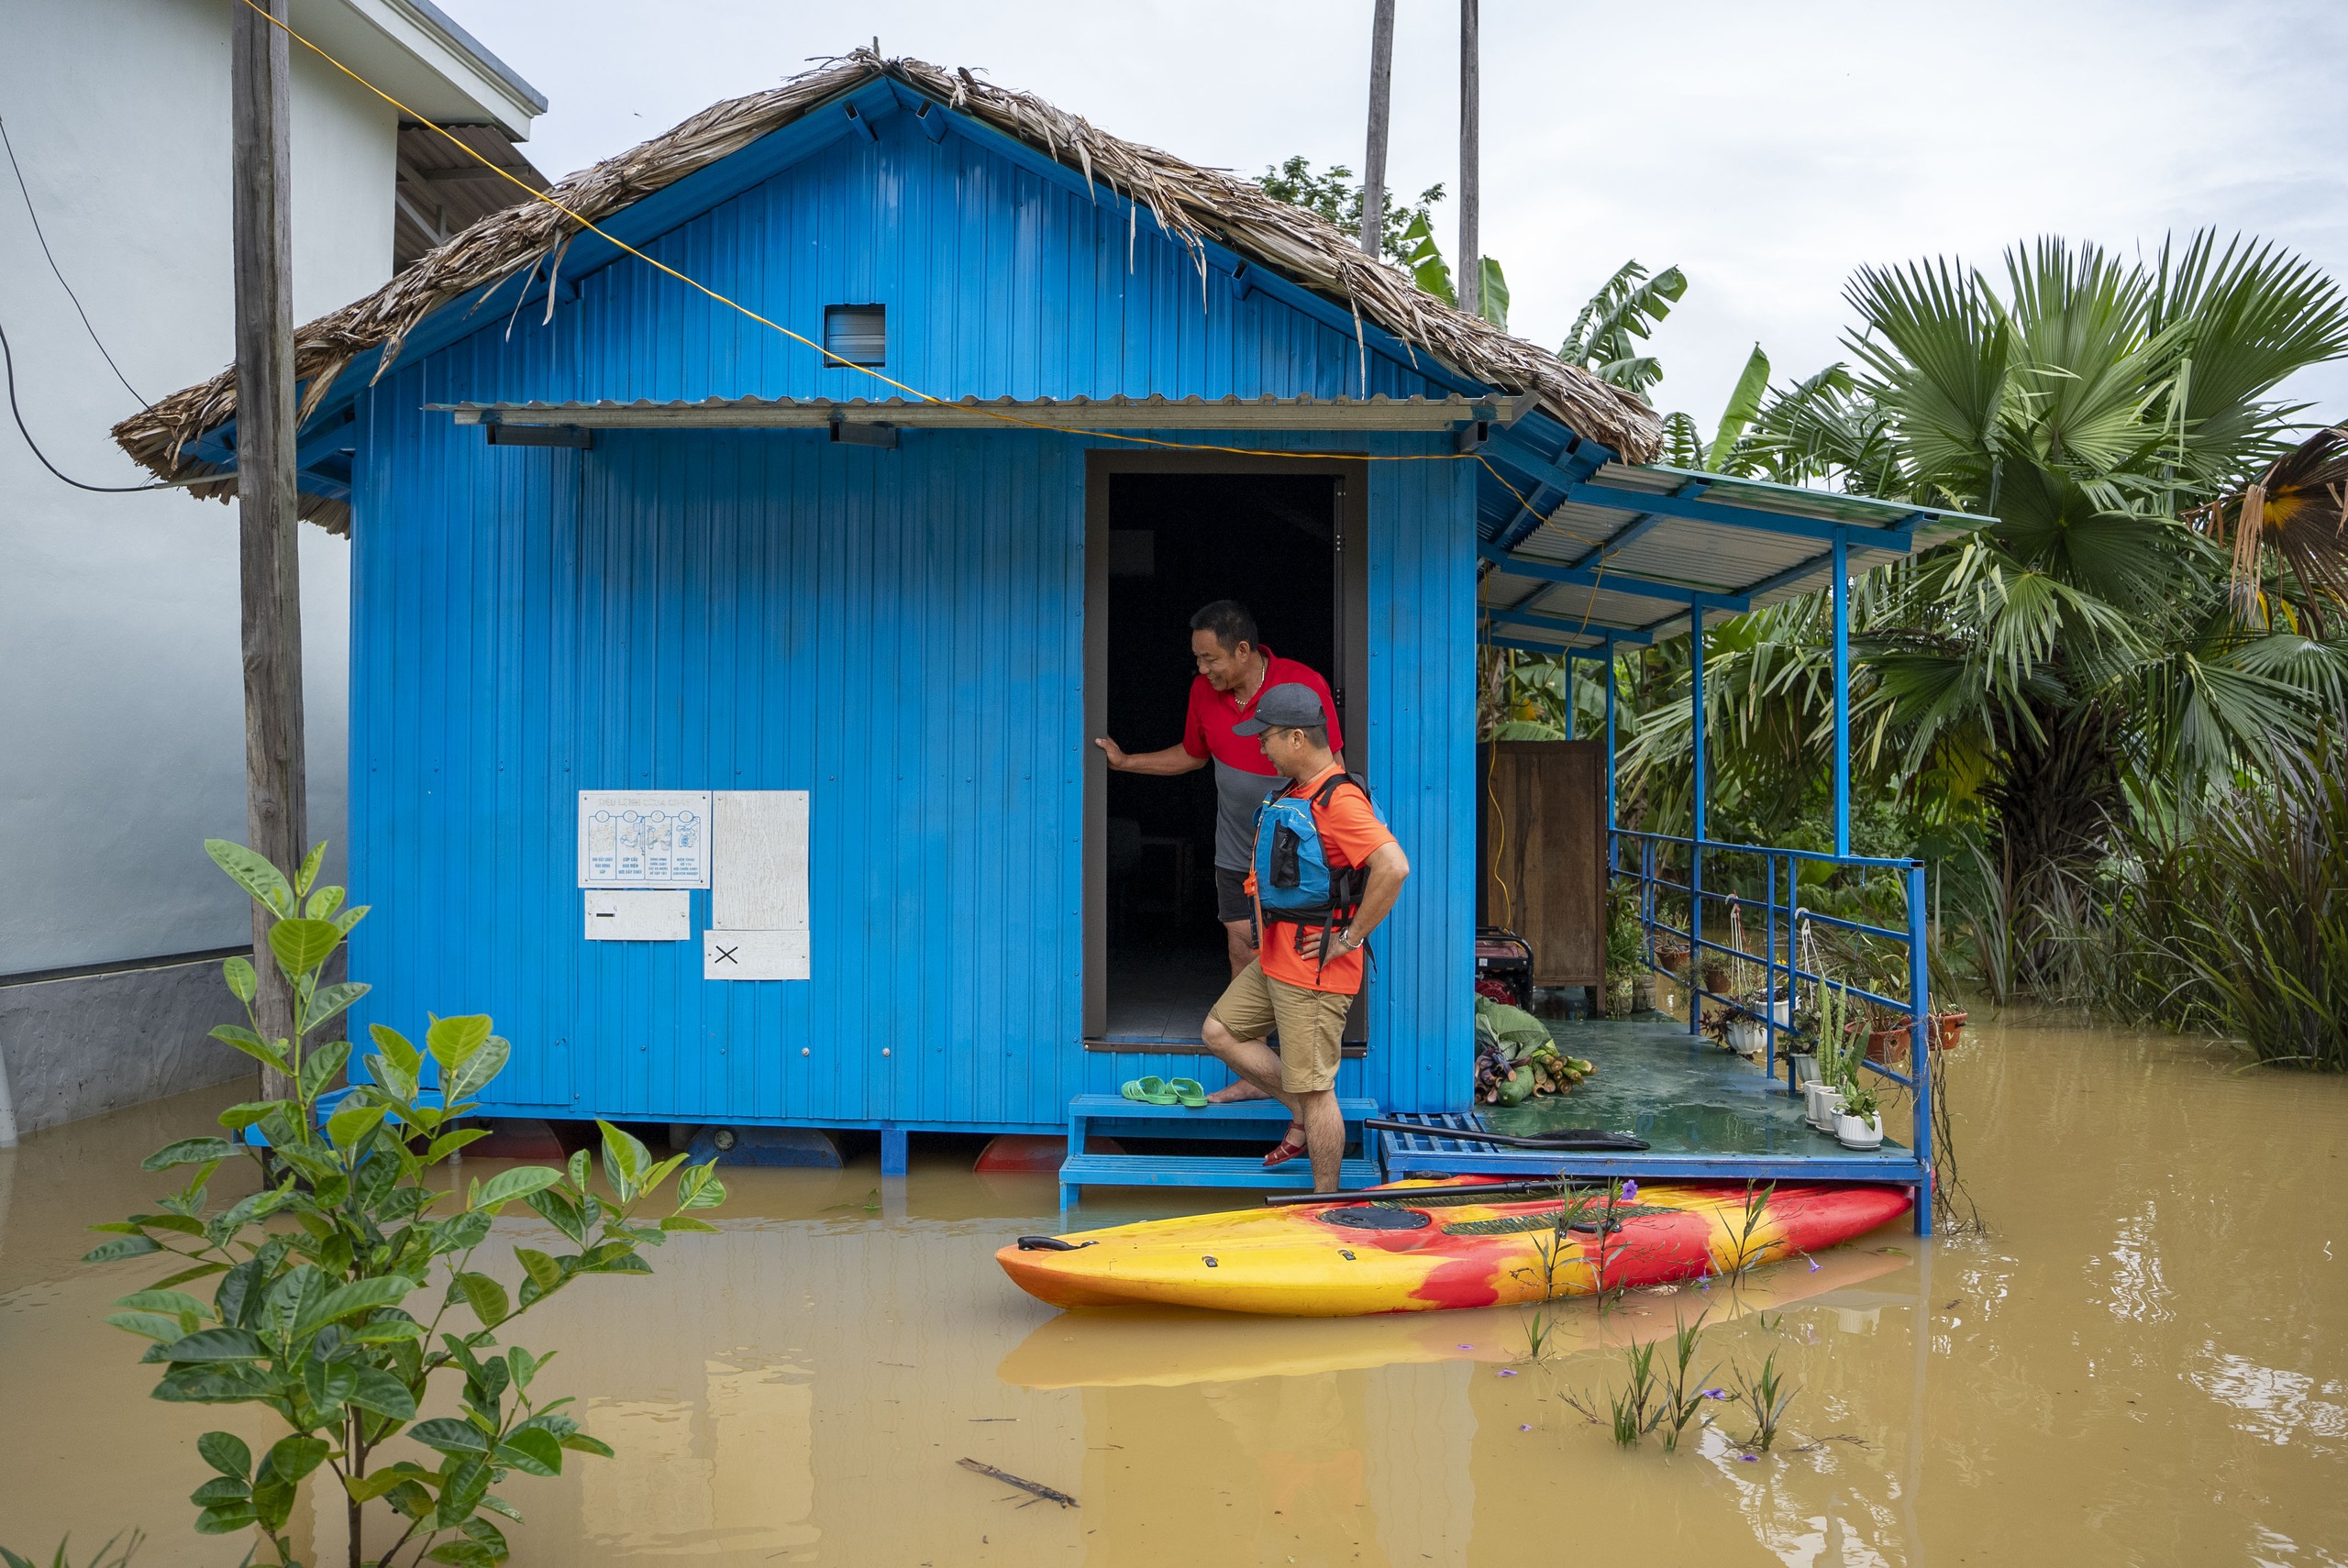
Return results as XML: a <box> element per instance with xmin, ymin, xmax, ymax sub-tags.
<box><xmin>1201</xmin><ymin>684</ymin><xmax>1410</xmax><ymax>1193</ymax></box>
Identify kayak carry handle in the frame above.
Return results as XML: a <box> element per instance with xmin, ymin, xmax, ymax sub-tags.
<box><xmin>1014</xmin><ymin>1235</ymin><xmax>1096</xmax><ymax>1251</ymax></box>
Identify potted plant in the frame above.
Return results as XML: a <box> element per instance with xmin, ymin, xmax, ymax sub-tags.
<box><xmin>1603</xmin><ymin>881</ymin><xmax>1645</xmax><ymax>1017</ymax></box>
<box><xmin>1866</xmin><ymin>1008</ymin><xmax>1912</xmax><ymax>1066</ymax></box>
<box><xmin>1833</xmin><ymin>1081</ymin><xmax>1885</xmax><ymax>1149</ymax></box>
<box><xmin>1933</xmin><ymin>1009</ymin><xmax>1968</xmax><ymax>1051</ymax></box>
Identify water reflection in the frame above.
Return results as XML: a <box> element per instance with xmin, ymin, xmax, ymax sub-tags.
<box><xmin>2</xmin><ymin>1010</ymin><xmax>2345</xmax><ymax>1564</ymax></box>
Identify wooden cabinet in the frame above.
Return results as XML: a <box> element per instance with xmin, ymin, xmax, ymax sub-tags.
<box><xmin>1477</xmin><ymin>740</ymin><xmax>1606</xmax><ymax>988</ymax></box>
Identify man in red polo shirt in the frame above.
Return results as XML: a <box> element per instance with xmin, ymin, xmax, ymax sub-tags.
<box><xmin>1095</xmin><ymin>601</ymin><xmax>1343</xmax><ymax>1102</ymax></box>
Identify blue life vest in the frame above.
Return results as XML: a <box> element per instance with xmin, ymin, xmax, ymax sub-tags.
<box><xmin>1253</xmin><ymin>772</ymin><xmax>1382</xmax><ymax>965</ymax></box>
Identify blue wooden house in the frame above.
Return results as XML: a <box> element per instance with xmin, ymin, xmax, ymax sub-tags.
<box><xmin>119</xmin><ymin>53</ymin><xmax>1977</xmax><ymax>1225</ymax></box>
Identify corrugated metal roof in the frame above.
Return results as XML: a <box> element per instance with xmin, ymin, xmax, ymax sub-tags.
<box><xmin>434</xmin><ymin>392</ymin><xmax>1528</xmax><ymax>431</ymax></box>
<box><xmin>1474</xmin><ymin>441</ymin><xmax>1995</xmax><ymax>651</ymax></box>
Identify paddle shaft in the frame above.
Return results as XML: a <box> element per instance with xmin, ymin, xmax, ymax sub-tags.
<box><xmin>1360</xmin><ymin>1118</ymin><xmax>1648</xmax><ymax>1151</ymax></box>
<box><xmin>1265</xmin><ymin>1180</ymin><xmax>1563</xmax><ymax>1208</ymax></box>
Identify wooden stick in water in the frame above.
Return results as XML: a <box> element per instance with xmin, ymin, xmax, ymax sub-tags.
<box><xmin>958</xmin><ymin>1457</ymin><xmax>1078</xmax><ymax>1508</ymax></box>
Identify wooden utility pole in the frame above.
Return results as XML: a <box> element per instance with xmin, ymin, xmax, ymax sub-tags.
<box><xmin>1457</xmin><ymin>0</ymin><xmax>1480</xmax><ymax>317</ymax></box>
<box><xmin>233</xmin><ymin>0</ymin><xmax>306</xmax><ymax>1097</ymax></box>
<box><xmin>1360</xmin><ymin>0</ymin><xmax>1396</xmax><ymax>257</ymax></box>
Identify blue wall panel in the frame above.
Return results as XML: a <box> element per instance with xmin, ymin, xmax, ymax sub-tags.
<box><xmin>346</xmin><ymin>109</ymin><xmax>1476</xmax><ymax>1130</ymax></box>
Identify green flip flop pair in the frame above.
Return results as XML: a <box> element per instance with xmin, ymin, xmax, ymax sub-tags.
<box><xmin>1119</xmin><ymin>1076</ymin><xmax>1207</xmax><ymax>1109</ymax></box>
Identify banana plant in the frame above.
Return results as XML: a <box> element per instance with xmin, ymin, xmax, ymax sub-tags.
<box><xmin>81</xmin><ymin>840</ymin><xmax>727</xmax><ymax>1568</ymax></box>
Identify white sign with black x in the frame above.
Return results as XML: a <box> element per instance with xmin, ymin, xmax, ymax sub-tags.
<box><xmin>702</xmin><ymin>927</ymin><xmax>809</xmax><ymax>981</ymax></box>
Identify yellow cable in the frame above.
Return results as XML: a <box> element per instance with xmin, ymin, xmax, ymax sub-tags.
<box><xmin>226</xmin><ymin>0</ymin><xmax>1604</xmax><ymax>549</ymax></box>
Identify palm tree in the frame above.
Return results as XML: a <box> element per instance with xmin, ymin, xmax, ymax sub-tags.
<box><xmin>1619</xmin><ymin>233</ymin><xmax>2348</xmax><ymax>990</ymax></box>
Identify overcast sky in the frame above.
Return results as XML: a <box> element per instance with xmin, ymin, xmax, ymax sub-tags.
<box><xmin>455</xmin><ymin>0</ymin><xmax>2348</xmax><ymax>430</ymax></box>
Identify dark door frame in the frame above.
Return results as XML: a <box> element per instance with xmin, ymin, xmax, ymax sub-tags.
<box><xmin>1082</xmin><ymin>449</ymin><xmax>1371</xmax><ymax>1044</ymax></box>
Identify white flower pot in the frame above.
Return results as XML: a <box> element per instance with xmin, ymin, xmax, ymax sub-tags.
<box><xmin>1806</xmin><ymin>1083</ymin><xmax>1844</xmax><ymax>1131</ymax></box>
<box><xmin>1791</xmin><ymin>1055</ymin><xmax>1821</xmax><ymax>1089</ymax></box>
<box><xmin>1726</xmin><ymin>1017</ymin><xmax>1767</xmax><ymax>1057</ymax></box>
<box><xmin>1833</xmin><ymin>1110</ymin><xmax>1885</xmax><ymax>1150</ymax></box>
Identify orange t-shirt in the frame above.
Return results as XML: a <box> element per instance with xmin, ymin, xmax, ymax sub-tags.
<box><xmin>1243</xmin><ymin>765</ymin><xmax>1398</xmax><ymax>995</ymax></box>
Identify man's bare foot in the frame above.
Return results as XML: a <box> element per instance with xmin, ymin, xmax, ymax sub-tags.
<box><xmin>1206</xmin><ymin>1078</ymin><xmax>1270</xmax><ymax>1104</ymax></box>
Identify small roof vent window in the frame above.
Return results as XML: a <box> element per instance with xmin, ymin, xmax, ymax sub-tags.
<box><xmin>824</xmin><ymin>304</ymin><xmax>887</xmax><ymax>368</ymax></box>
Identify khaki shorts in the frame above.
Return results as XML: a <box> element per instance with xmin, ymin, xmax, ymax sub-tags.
<box><xmin>1208</xmin><ymin>960</ymin><xmax>1352</xmax><ymax>1094</ymax></box>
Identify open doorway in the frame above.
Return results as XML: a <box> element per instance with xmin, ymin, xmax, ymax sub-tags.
<box><xmin>1083</xmin><ymin>455</ymin><xmax>1368</xmax><ymax>1046</ymax></box>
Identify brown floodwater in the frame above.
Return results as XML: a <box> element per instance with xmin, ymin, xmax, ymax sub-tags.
<box><xmin>4</xmin><ymin>1010</ymin><xmax>2344</xmax><ymax>1565</ymax></box>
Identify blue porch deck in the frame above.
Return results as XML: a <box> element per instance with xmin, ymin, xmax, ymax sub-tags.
<box><xmin>1379</xmin><ymin>1016</ymin><xmax>1928</xmax><ymax>1207</ymax></box>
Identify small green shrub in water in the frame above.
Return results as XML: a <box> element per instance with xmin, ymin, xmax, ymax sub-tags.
<box><xmin>1</xmin><ymin>1534</ymin><xmax>142</xmax><ymax>1568</ymax></box>
<box><xmin>1732</xmin><ymin>1349</ymin><xmax>1798</xmax><ymax>1452</ymax></box>
<box><xmin>1654</xmin><ymin>1309</ymin><xmax>1716</xmax><ymax>1454</ymax></box>
<box><xmin>79</xmin><ymin>841</ymin><xmax>727</xmax><ymax>1568</ymax></box>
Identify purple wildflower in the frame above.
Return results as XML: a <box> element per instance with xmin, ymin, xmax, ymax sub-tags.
<box><xmin>1520</xmin><ymin>1424</ymin><xmax>1534</xmax><ymax>1432</ymax></box>
<box><xmin>1808</xmin><ymin>1258</ymin><xmax>1822</xmax><ymax>1272</ymax></box>
<box><xmin>1739</xmin><ymin>1453</ymin><xmax>1758</xmax><ymax>1463</ymax></box>
<box><xmin>1621</xmin><ymin>1180</ymin><xmax>1639</xmax><ymax>1201</ymax></box>
<box><xmin>1702</xmin><ymin>1388</ymin><xmax>1728</xmax><ymax>1399</ymax></box>
<box><xmin>1457</xmin><ymin>1343</ymin><xmax>1475</xmax><ymax>1351</ymax></box>
<box><xmin>1497</xmin><ymin>1369</ymin><xmax>1517</xmax><ymax>1377</ymax></box>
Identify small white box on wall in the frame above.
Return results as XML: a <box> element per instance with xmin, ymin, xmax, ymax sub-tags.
<box><xmin>703</xmin><ymin>928</ymin><xmax>810</xmax><ymax>981</ymax></box>
<box><xmin>582</xmin><ymin>889</ymin><xmax>692</xmax><ymax>942</ymax></box>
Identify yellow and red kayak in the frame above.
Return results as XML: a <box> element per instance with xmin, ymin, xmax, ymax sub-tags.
<box><xmin>997</xmin><ymin>1176</ymin><xmax>1912</xmax><ymax>1317</ymax></box>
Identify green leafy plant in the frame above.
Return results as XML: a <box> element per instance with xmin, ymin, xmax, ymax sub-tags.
<box><xmin>82</xmin><ymin>841</ymin><xmax>727</xmax><ymax>1568</ymax></box>
<box><xmin>1</xmin><ymin>1535</ymin><xmax>142</xmax><ymax>1568</ymax></box>
<box><xmin>1519</xmin><ymin>1183</ymin><xmax>1603</xmax><ymax>1360</ymax></box>
<box><xmin>1654</xmin><ymin>1309</ymin><xmax>1717</xmax><ymax>1454</ymax></box>
<box><xmin>1606</xmin><ymin>1336</ymin><xmax>1661</xmax><ymax>1448</ymax></box>
<box><xmin>1732</xmin><ymin>1349</ymin><xmax>1799</xmax><ymax>1452</ymax></box>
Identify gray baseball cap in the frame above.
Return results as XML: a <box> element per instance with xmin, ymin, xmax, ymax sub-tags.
<box><xmin>1231</xmin><ymin>682</ymin><xmax>1328</xmax><ymax>735</ymax></box>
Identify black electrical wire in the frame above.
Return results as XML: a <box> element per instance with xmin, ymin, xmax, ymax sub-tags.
<box><xmin>0</xmin><ymin>317</ymin><xmax>183</xmax><ymax>492</ymax></box>
<box><xmin>1</xmin><ymin>115</ymin><xmax>146</xmax><ymax>404</ymax></box>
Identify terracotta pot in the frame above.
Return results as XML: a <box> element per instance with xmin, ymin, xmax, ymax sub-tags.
<box><xmin>1934</xmin><ymin>1010</ymin><xmax>1968</xmax><ymax>1051</ymax></box>
<box><xmin>1701</xmin><ymin>962</ymin><xmax>1731</xmax><ymax>994</ymax></box>
<box><xmin>1866</xmin><ymin>1026</ymin><xmax>1910</xmax><ymax>1065</ymax></box>
<box><xmin>1656</xmin><ymin>943</ymin><xmax>1691</xmax><ymax>974</ymax></box>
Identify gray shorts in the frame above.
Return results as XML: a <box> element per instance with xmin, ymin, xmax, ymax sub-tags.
<box><xmin>1214</xmin><ymin>867</ymin><xmax>1255</xmax><ymax>925</ymax></box>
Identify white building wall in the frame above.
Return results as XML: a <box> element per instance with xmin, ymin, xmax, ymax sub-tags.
<box><xmin>0</xmin><ymin>0</ymin><xmax>535</xmax><ymax>1133</ymax></box>
<box><xmin>2</xmin><ymin>0</ymin><xmax>401</xmax><ymax>975</ymax></box>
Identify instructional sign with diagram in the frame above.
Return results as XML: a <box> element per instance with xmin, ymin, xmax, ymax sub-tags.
<box><xmin>578</xmin><ymin>791</ymin><xmax>711</xmax><ymax>888</ymax></box>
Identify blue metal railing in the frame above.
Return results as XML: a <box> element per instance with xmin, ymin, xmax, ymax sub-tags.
<box><xmin>1612</xmin><ymin>827</ymin><xmax>1933</xmax><ymax>1231</ymax></box>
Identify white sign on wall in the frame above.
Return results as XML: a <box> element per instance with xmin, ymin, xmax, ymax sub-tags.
<box><xmin>704</xmin><ymin>790</ymin><xmax>811</xmax><ymax>981</ymax></box>
<box><xmin>702</xmin><ymin>927</ymin><xmax>810</xmax><ymax>981</ymax></box>
<box><xmin>578</xmin><ymin>791</ymin><xmax>711</xmax><ymax>888</ymax></box>
<box><xmin>582</xmin><ymin>889</ymin><xmax>692</xmax><ymax>942</ymax></box>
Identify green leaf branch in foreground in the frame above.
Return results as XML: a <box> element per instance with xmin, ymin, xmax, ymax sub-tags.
<box><xmin>83</xmin><ymin>842</ymin><xmax>728</xmax><ymax>1568</ymax></box>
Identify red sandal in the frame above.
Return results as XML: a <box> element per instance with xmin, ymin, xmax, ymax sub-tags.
<box><xmin>1262</xmin><ymin>1127</ymin><xmax>1308</xmax><ymax>1168</ymax></box>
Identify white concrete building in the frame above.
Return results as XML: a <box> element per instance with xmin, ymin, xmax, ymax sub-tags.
<box><xmin>0</xmin><ymin>0</ymin><xmax>545</xmax><ymax>1136</ymax></box>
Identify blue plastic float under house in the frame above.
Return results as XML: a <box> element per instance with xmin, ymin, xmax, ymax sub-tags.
<box><xmin>124</xmin><ymin>53</ymin><xmax>1987</xmax><ymax>1233</ymax></box>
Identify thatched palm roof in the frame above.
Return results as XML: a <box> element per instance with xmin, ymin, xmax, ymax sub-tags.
<box><xmin>113</xmin><ymin>50</ymin><xmax>1662</xmax><ymax>504</ymax></box>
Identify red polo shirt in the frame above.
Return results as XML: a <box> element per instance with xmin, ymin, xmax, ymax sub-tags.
<box><xmin>1181</xmin><ymin>649</ymin><xmax>1344</xmax><ymax>775</ymax></box>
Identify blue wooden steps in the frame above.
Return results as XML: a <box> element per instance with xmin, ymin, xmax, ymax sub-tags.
<box><xmin>1058</xmin><ymin>1093</ymin><xmax>1382</xmax><ymax>1210</ymax></box>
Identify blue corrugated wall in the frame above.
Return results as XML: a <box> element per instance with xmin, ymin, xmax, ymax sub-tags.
<box><xmin>346</xmin><ymin>102</ymin><xmax>1476</xmax><ymax>1129</ymax></box>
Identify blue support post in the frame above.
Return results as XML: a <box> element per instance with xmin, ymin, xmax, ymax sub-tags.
<box><xmin>1688</xmin><ymin>613</ymin><xmax>1706</xmax><ymax>1033</ymax></box>
<box><xmin>1906</xmin><ymin>861</ymin><xmax>1933</xmax><ymax>1236</ymax></box>
<box><xmin>880</xmin><ymin>1126</ymin><xmax>909</xmax><ymax>1176</ymax></box>
<box><xmin>1765</xmin><ymin>856</ymin><xmax>1778</xmax><ymax>1077</ymax></box>
<box><xmin>1604</xmin><ymin>646</ymin><xmax>1619</xmax><ymax>871</ymax></box>
<box><xmin>1785</xmin><ymin>845</ymin><xmax>1803</xmax><ymax>1095</ymax></box>
<box><xmin>1832</xmin><ymin>532</ymin><xmax>1852</xmax><ymax>858</ymax></box>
